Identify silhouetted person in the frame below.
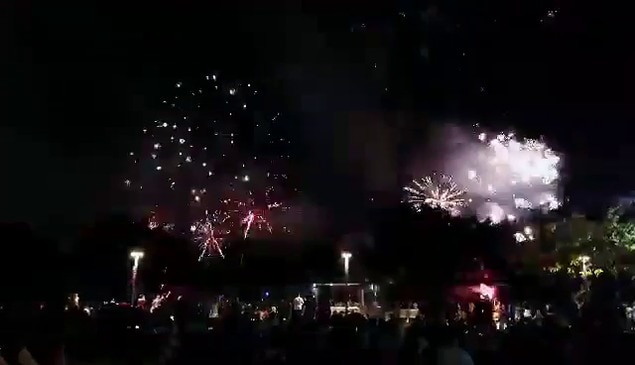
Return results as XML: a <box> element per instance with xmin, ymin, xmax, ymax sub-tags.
<box><xmin>292</xmin><ymin>294</ymin><xmax>304</xmax><ymax>321</ymax></box>
<box><xmin>437</xmin><ymin>329</ymin><xmax>474</xmax><ymax>365</ymax></box>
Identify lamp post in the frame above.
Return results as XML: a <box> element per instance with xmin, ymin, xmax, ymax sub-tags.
<box><xmin>341</xmin><ymin>251</ymin><xmax>352</xmax><ymax>314</ymax></box>
<box><xmin>341</xmin><ymin>251</ymin><xmax>352</xmax><ymax>280</ymax></box>
<box><xmin>130</xmin><ymin>250</ymin><xmax>145</xmax><ymax>305</ymax></box>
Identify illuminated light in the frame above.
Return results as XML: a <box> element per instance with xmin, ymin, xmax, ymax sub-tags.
<box><xmin>341</xmin><ymin>251</ymin><xmax>352</xmax><ymax>277</ymax></box>
<box><xmin>478</xmin><ymin>283</ymin><xmax>495</xmax><ymax>300</ymax></box>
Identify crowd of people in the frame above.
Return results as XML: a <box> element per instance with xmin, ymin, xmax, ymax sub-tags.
<box><xmin>151</xmin><ymin>294</ymin><xmax>635</xmax><ymax>365</ymax></box>
<box><xmin>3</xmin><ymin>288</ymin><xmax>635</xmax><ymax>365</ymax></box>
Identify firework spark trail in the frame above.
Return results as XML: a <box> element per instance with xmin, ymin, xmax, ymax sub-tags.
<box><xmin>191</xmin><ymin>210</ymin><xmax>227</xmax><ymax>260</ymax></box>
<box><xmin>241</xmin><ymin>186</ymin><xmax>279</xmax><ymax>238</ymax></box>
<box><xmin>404</xmin><ymin>174</ymin><xmax>467</xmax><ymax>215</ymax></box>
<box><xmin>241</xmin><ymin>209</ymin><xmax>274</xmax><ymax>239</ymax></box>
<box><xmin>125</xmin><ymin>73</ymin><xmax>295</xmax><ymax>258</ymax></box>
<box><xmin>242</xmin><ymin>211</ymin><xmax>254</xmax><ymax>239</ymax></box>
<box><xmin>148</xmin><ymin>213</ymin><xmax>159</xmax><ymax>230</ymax></box>
<box><xmin>147</xmin><ymin>211</ymin><xmax>175</xmax><ymax>231</ymax></box>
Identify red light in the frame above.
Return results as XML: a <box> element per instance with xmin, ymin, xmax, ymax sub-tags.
<box><xmin>479</xmin><ymin>283</ymin><xmax>495</xmax><ymax>299</ymax></box>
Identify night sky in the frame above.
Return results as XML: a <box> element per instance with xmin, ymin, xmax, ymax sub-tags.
<box><xmin>3</xmin><ymin>1</ymin><xmax>634</xmax><ymax>234</ymax></box>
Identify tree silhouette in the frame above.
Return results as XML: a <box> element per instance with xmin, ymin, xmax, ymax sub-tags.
<box><xmin>369</xmin><ymin>205</ymin><xmax>512</xmax><ymax>316</ymax></box>
<box><xmin>139</xmin><ymin>232</ymin><xmax>200</xmax><ymax>290</ymax></box>
<box><xmin>0</xmin><ymin>223</ymin><xmax>66</xmax><ymax>304</ymax></box>
<box><xmin>69</xmin><ymin>214</ymin><xmax>199</xmax><ymax>298</ymax></box>
<box><xmin>198</xmin><ymin>237</ymin><xmax>339</xmax><ymax>291</ymax></box>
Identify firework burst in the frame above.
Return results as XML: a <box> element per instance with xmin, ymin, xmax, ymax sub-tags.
<box><xmin>407</xmin><ymin>124</ymin><xmax>562</xmax><ymax>223</ymax></box>
<box><xmin>404</xmin><ymin>174</ymin><xmax>467</xmax><ymax>215</ymax></box>
<box><xmin>463</xmin><ymin>129</ymin><xmax>561</xmax><ymax>222</ymax></box>
<box><xmin>190</xmin><ymin>210</ymin><xmax>229</xmax><ymax>260</ymax></box>
<box><xmin>125</xmin><ymin>73</ymin><xmax>295</xmax><ymax>259</ymax></box>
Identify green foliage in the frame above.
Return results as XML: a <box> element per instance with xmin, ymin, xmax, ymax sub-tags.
<box><xmin>552</xmin><ymin>207</ymin><xmax>635</xmax><ymax>275</ymax></box>
<box><xmin>604</xmin><ymin>207</ymin><xmax>635</xmax><ymax>251</ymax></box>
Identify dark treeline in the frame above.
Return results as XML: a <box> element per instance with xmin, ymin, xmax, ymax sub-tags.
<box><xmin>0</xmin><ymin>222</ymin><xmax>67</xmax><ymax>303</ymax></box>
<box><xmin>0</xmin><ymin>206</ymin><xmax>517</xmax><ymax>304</ymax></box>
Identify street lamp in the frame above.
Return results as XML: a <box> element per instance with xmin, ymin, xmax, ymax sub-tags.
<box><xmin>341</xmin><ymin>251</ymin><xmax>352</xmax><ymax>279</ymax></box>
<box><xmin>340</xmin><ymin>251</ymin><xmax>353</xmax><ymax>314</ymax></box>
<box><xmin>130</xmin><ymin>250</ymin><xmax>145</xmax><ymax>305</ymax></box>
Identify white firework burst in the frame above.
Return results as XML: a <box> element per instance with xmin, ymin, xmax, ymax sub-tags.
<box><xmin>404</xmin><ymin>174</ymin><xmax>467</xmax><ymax>215</ymax></box>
